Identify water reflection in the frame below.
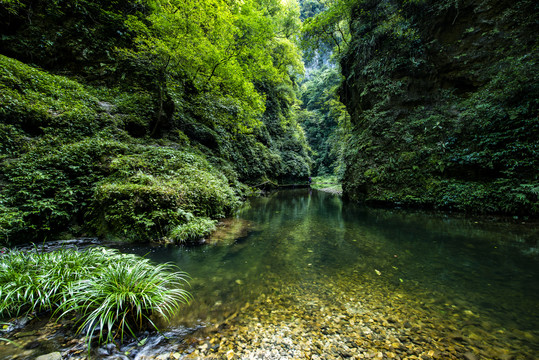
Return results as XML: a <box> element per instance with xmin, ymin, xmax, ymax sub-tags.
<box><xmin>118</xmin><ymin>189</ymin><xmax>538</xmax><ymax>355</ymax></box>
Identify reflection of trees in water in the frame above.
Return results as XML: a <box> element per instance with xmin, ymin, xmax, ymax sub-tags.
<box><xmin>123</xmin><ymin>189</ymin><xmax>539</xmax><ymax>334</ymax></box>
<box><xmin>245</xmin><ymin>190</ymin><xmax>353</xmax><ymax>277</ymax></box>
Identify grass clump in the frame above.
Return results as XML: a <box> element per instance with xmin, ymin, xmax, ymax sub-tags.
<box><xmin>169</xmin><ymin>217</ymin><xmax>218</xmax><ymax>244</ymax></box>
<box><xmin>0</xmin><ymin>247</ymin><xmax>190</xmax><ymax>345</ymax></box>
<box><xmin>59</xmin><ymin>257</ymin><xmax>191</xmax><ymax>344</ymax></box>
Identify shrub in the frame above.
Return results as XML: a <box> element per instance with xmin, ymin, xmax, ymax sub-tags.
<box><xmin>0</xmin><ymin>138</ymin><xmax>131</xmax><ymax>245</ymax></box>
<box><xmin>58</xmin><ymin>256</ymin><xmax>191</xmax><ymax>344</ymax></box>
<box><xmin>89</xmin><ymin>147</ymin><xmax>240</xmax><ymax>241</ymax></box>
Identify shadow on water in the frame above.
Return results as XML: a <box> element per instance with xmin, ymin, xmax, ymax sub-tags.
<box><xmin>2</xmin><ymin>189</ymin><xmax>538</xmax><ymax>359</ymax></box>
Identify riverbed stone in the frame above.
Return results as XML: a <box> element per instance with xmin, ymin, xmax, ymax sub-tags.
<box><xmin>35</xmin><ymin>352</ymin><xmax>62</xmax><ymax>360</ymax></box>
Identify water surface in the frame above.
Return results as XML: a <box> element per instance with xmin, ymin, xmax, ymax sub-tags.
<box><xmin>2</xmin><ymin>189</ymin><xmax>538</xmax><ymax>359</ymax></box>
<box><xmin>121</xmin><ymin>189</ymin><xmax>539</xmax><ymax>358</ymax></box>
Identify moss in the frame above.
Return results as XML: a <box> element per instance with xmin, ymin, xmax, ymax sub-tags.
<box><xmin>0</xmin><ymin>56</ymin><xmax>242</xmax><ymax>245</ymax></box>
<box><xmin>340</xmin><ymin>0</ymin><xmax>539</xmax><ymax>216</ymax></box>
<box><xmin>89</xmin><ymin>148</ymin><xmax>239</xmax><ymax>242</ymax></box>
<box><xmin>0</xmin><ymin>30</ymin><xmax>312</xmax><ymax>245</ymax></box>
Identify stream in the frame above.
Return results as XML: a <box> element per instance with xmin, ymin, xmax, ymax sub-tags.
<box><xmin>1</xmin><ymin>189</ymin><xmax>538</xmax><ymax>359</ymax></box>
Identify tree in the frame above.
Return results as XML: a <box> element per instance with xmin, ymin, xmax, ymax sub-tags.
<box><xmin>116</xmin><ymin>0</ymin><xmax>305</xmax><ymax>134</ymax></box>
<box><xmin>301</xmin><ymin>0</ymin><xmax>353</xmax><ymax>61</ymax></box>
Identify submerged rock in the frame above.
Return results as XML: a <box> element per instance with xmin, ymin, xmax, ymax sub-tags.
<box><xmin>207</xmin><ymin>218</ymin><xmax>254</xmax><ymax>245</ymax></box>
<box><xmin>35</xmin><ymin>352</ymin><xmax>62</xmax><ymax>360</ymax></box>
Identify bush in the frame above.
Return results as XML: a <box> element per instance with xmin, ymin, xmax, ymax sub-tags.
<box><xmin>0</xmin><ymin>138</ymin><xmax>130</xmax><ymax>245</ymax></box>
<box><xmin>59</xmin><ymin>255</ymin><xmax>191</xmax><ymax>344</ymax></box>
<box><xmin>89</xmin><ymin>147</ymin><xmax>240</xmax><ymax>242</ymax></box>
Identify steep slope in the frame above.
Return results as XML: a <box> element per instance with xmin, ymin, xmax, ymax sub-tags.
<box><xmin>0</xmin><ymin>0</ymin><xmax>312</xmax><ymax>245</ymax></box>
<box><xmin>0</xmin><ymin>55</ymin><xmax>239</xmax><ymax>244</ymax></box>
<box><xmin>339</xmin><ymin>0</ymin><xmax>538</xmax><ymax>214</ymax></box>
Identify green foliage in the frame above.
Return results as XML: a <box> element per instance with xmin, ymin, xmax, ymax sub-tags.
<box><xmin>339</xmin><ymin>0</ymin><xmax>539</xmax><ymax>215</ymax></box>
<box><xmin>0</xmin><ymin>247</ymin><xmax>190</xmax><ymax>346</ymax></box>
<box><xmin>0</xmin><ymin>0</ymin><xmax>314</xmax><ymax>245</ymax></box>
<box><xmin>0</xmin><ymin>57</ymin><xmax>241</xmax><ymax>244</ymax></box>
<box><xmin>0</xmin><ymin>136</ymin><xmax>131</xmax><ymax>244</ymax></box>
<box><xmin>90</xmin><ymin>147</ymin><xmax>239</xmax><ymax>242</ymax></box>
<box><xmin>310</xmin><ymin>175</ymin><xmax>342</xmax><ymax>193</ymax></box>
<box><xmin>116</xmin><ymin>0</ymin><xmax>305</xmax><ymax>133</ymax></box>
<box><xmin>298</xmin><ymin>65</ymin><xmax>350</xmax><ymax>176</ymax></box>
<box><xmin>301</xmin><ymin>0</ymin><xmax>353</xmax><ymax>59</ymax></box>
<box><xmin>57</xmin><ymin>250</ymin><xmax>191</xmax><ymax>345</ymax></box>
<box><xmin>0</xmin><ymin>54</ymin><xmax>111</xmax><ymax>139</ymax></box>
<box><xmin>169</xmin><ymin>217</ymin><xmax>217</xmax><ymax>244</ymax></box>
<box><xmin>299</xmin><ymin>0</ymin><xmax>326</xmax><ymax>20</ymax></box>
<box><xmin>0</xmin><ymin>0</ymin><xmax>148</xmax><ymax>74</ymax></box>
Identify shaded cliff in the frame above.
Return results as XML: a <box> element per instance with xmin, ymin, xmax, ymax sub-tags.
<box><xmin>339</xmin><ymin>0</ymin><xmax>538</xmax><ymax>214</ymax></box>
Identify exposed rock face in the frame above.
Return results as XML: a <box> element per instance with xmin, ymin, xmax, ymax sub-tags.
<box><xmin>339</xmin><ymin>0</ymin><xmax>538</xmax><ymax>214</ymax></box>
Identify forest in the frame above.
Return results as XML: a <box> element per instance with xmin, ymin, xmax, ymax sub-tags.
<box><xmin>0</xmin><ymin>0</ymin><xmax>538</xmax><ymax>358</ymax></box>
<box><xmin>2</xmin><ymin>0</ymin><xmax>535</xmax><ymax>246</ymax></box>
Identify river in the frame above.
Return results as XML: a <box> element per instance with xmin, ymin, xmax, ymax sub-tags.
<box><xmin>2</xmin><ymin>189</ymin><xmax>538</xmax><ymax>359</ymax></box>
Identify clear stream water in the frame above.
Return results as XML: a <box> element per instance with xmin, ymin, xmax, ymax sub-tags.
<box><xmin>2</xmin><ymin>189</ymin><xmax>539</xmax><ymax>359</ymax></box>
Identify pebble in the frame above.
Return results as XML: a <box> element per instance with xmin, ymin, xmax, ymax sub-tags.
<box><xmin>1</xmin><ymin>266</ymin><xmax>536</xmax><ymax>360</ymax></box>
<box><xmin>35</xmin><ymin>352</ymin><xmax>62</xmax><ymax>360</ymax></box>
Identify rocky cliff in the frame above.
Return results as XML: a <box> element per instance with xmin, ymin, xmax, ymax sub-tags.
<box><xmin>339</xmin><ymin>0</ymin><xmax>538</xmax><ymax>215</ymax></box>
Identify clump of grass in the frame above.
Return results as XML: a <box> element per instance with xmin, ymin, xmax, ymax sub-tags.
<box><xmin>0</xmin><ymin>247</ymin><xmax>191</xmax><ymax>346</ymax></box>
<box><xmin>59</xmin><ymin>258</ymin><xmax>191</xmax><ymax>344</ymax></box>
<box><xmin>169</xmin><ymin>217</ymin><xmax>217</xmax><ymax>243</ymax></box>
<box><xmin>0</xmin><ymin>250</ymin><xmax>48</xmax><ymax>316</ymax></box>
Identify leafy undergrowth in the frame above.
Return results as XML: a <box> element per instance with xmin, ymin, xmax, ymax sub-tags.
<box><xmin>0</xmin><ymin>247</ymin><xmax>191</xmax><ymax>346</ymax></box>
<box><xmin>0</xmin><ymin>54</ymin><xmax>243</xmax><ymax>245</ymax></box>
<box><xmin>0</xmin><ymin>41</ymin><xmax>315</xmax><ymax>245</ymax></box>
<box><xmin>338</xmin><ymin>0</ymin><xmax>538</xmax><ymax>215</ymax></box>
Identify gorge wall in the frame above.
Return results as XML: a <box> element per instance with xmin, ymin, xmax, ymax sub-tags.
<box><xmin>339</xmin><ymin>0</ymin><xmax>538</xmax><ymax>215</ymax></box>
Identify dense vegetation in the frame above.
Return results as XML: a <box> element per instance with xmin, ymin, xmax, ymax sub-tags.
<box><xmin>0</xmin><ymin>0</ymin><xmax>312</xmax><ymax>246</ymax></box>
<box><xmin>0</xmin><ymin>0</ymin><xmax>537</xmax><ymax>351</ymax></box>
<box><xmin>304</xmin><ymin>0</ymin><xmax>538</xmax><ymax>215</ymax></box>
<box><xmin>0</xmin><ymin>247</ymin><xmax>190</xmax><ymax>345</ymax></box>
<box><xmin>297</xmin><ymin>65</ymin><xmax>350</xmax><ymax>176</ymax></box>
<box><xmin>1</xmin><ymin>0</ymin><xmax>537</xmax><ymax>249</ymax></box>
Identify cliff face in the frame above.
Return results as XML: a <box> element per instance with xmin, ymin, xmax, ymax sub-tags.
<box><xmin>339</xmin><ymin>0</ymin><xmax>538</xmax><ymax>214</ymax></box>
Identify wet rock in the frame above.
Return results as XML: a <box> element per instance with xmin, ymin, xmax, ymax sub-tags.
<box><xmin>24</xmin><ymin>340</ymin><xmax>41</xmax><ymax>349</ymax></box>
<box><xmin>35</xmin><ymin>352</ymin><xmax>62</xmax><ymax>360</ymax></box>
<box><xmin>15</xmin><ymin>330</ymin><xmax>37</xmax><ymax>338</ymax></box>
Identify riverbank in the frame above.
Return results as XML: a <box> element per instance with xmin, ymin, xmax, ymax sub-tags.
<box><xmin>317</xmin><ymin>186</ymin><xmax>343</xmax><ymax>196</ymax></box>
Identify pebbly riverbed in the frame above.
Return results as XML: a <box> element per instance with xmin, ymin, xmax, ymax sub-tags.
<box><xmin>1</xmin><ymin>189</ymin><xmax>538</xmax><ymax>359</ymax></box>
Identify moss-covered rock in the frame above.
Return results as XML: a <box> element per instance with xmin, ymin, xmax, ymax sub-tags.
<box><xmin>90</xmin><ymin>148</ymin><xmax>239</xmax><ymax>242</ymax></box>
